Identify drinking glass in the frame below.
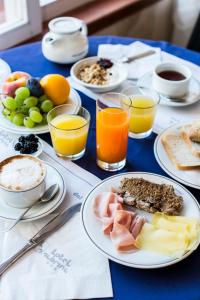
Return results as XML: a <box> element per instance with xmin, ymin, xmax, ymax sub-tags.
<box><xmin>122</xmin><ymin>85</ymin><xmax>160</xmax><ymax>139</ymax></box>
<box><xmin>47</xmin><ymin>104</ymin><xmax>90</xmax><ymax>160</ymax></box>
<box><xmin>96</xmin><ymin>92</ymin><xmax>130</xmax><ymax>171</ymax></box>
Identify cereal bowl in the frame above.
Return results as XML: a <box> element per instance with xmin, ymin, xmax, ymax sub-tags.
<box><xmin>70</xmin><ymin>56</ymin><xmax>128</xmax><ymax>93</ymax></box>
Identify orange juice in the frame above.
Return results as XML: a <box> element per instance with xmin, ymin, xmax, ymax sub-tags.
<box><xmin>50</xmin><ymin>114</ymin><xmax>89</xmax><ymax>156</ymax></box>
<box><xmin>128</xmin><ymin>96</ymin><xmax>156</xmax><ymax>133</ymax></box>
<box><xmin>96</xmin><ymin>108</ymin><xmax>129</xmax><ymax>163</ymax></box>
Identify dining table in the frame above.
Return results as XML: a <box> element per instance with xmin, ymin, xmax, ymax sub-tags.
<box><xmin>0</xmin><ymin>35</ymin><xmax>200</xmax><ymax>300</ymax></box>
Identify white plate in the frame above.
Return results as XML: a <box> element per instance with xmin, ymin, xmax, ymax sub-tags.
<box><xmin>138</xmin><ymin>71</ymin><xmax>200</xmax><ymax>107</ymax></box>
<box><xmin>70</xmin><ymin>56</ymin><xmax>128</xmax><ymax>93</ymax></box>
<box><xmin>81</xmin><ymin>172</ymin><xmax>200</xmax><ymax>269</ymax></box>
<box><xmin>0</xmin><ymin>161</ymin><xmax>66</xmax><ymax>222</ymax></box>
<box><xmin>0</xmin><ymin>59</ymin><xmax>11</xmax><ymax>84</ymax></box>
<box><xmin>0</xmin><ymin>88</ymin><xmax>81</xmax><ymax>135</ymax></box>
<box><xmin>154</xmin><ymin>124</ymin><xmax>200</xmax><ymax>189</ymax></box>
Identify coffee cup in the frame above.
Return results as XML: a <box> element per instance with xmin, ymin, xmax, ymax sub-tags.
<box><xmin>152</xmin><ymin>62</ymin><xmax>192</xmax><ymax>98</ymax></box>
<box><xmin>0</xmin><ymin>155</ymin><xmax>46</xmax><ymax>208</ymax></box>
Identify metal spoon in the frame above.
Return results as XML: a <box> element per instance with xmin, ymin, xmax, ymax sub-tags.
<box><xmin>1</xmin><ymin>184</ymin><xmax>59</xmax><ymax>233</ymax></box>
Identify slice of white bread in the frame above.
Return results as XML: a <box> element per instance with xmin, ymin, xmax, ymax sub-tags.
<box><xmin>161</xmin><ymin>132</ymin><xmax>200</xmax><ymax>170</ymax></box>
<box><xmin>180</xmin><ymin>125</ymin><xmax>200</xmax><ymax>157</ymax></box>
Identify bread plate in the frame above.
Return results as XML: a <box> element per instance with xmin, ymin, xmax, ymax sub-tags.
<box><xmin>70</xmin><ymin>56</ymin><xmax>128</xmax><ymax>93</ymax></box>
<box><xmin>154</xmin><ymin>123</ymin><xmax>200</xmax><ymax>189</ymax></box>
<box><xmin>81</xmin><ymin>172</ymin><xmax>200</xmax><ymax>269</ymax></box>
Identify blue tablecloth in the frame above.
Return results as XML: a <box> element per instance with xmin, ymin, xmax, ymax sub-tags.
<box><xmin>1</xmin><ymin>36</ymin><xmax>200</xmax><ymax>300</ymax></box>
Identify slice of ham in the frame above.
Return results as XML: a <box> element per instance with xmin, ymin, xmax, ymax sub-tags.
<box><xmin>93</xmin><ymin>192</ymin><xmax>123</xmax><ymax>234</ymax></box>
<box><xmin>93</xmin><ymin>192</ymin><xmax>145</xmax><ymax>252</ymax></box>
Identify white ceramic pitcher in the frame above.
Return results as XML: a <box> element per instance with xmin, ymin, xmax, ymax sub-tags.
<box><xmin>42</xmin><ymin>17</ymin><xmax>88</xmax><ymax>64</ymax></box>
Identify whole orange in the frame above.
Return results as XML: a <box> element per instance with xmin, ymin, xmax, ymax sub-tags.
<box><xmin>40</xmin><ymin>74</ymin><xmax>70</xmax><ymax>105</ymax></box>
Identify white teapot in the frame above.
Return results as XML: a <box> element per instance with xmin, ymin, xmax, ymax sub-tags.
<box><xmin>42</xmin><ymin>17</ymin><xmax>89</xmax><ymax>64</ymax></box>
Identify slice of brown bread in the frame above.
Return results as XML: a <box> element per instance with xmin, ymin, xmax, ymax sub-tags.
<box><xmin>161</xmin><ymin>132</ymin><xmax>200</xmax><ymax>170</ymax></box>
<box><xmin>180</xmin><ymin>125</ymin><xmax>200</xmax><ymax>157</ymax></box>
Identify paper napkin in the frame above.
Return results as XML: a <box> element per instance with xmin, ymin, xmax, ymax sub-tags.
<box><xmin>0</xmin><ymin>131</ymin><xmax>113</xmax><ymax>300</ymax></box>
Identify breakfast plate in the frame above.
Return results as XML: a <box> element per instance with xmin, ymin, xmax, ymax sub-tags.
<box><xmin>81</xmin><ymin>172</ymin><xmax>200</xmax><ymax>269</ymax></box>
<box><xmin>137</xmin><ymin>71</ymin><xmax>200</xmax><ymax>107</ymax></box>
<box><xmin>154</xmin><ymin>123</ymin><xmax>200</xmax><ymax>189</ymax></box>
<box><xmin>0</xmin><ymin>59</ymin><xmax>11</xmax><ymax>84</ymax></box>
<box><xmin>0</xmin><ymin>88</ymin><xmax>81</xmax><ymax>134</ymax></box>
<box><xmin>70</xmin><ymin>56</ymin><xmax>128</xmax><ymax>93</ymax></box>
<box><xmin>0</xmin><ymin>162</ymin><xmax>65</xmax><ymax>222</ymax></box>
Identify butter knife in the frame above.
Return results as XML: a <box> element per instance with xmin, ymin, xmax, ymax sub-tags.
<box><xmin>120</xmin><ymin>49</ymin><xmax>156</xmax><ymax>63</ymax></box>
<box><xmin>0</xmin><ymin>202</ymin><xmax>81</xmax><ymax>276</ymax></box>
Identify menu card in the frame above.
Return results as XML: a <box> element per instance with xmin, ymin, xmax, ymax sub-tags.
<box><xmin>0</xmin><ymin>131</ymin><xmax>113</xmax><ymax>300</ymax></box>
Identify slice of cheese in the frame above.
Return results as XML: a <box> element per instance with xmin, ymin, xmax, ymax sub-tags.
<box><xmin>135</xmin><ymin>214</ymin><xmax>200</xmax><ymax>258</ymax></box>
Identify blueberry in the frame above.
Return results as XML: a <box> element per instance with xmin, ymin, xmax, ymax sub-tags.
<box><xmin>27</xmin><ymin>78</ymin><xmax>44</xmax><ymax>97</ymax></box>
<box><xmin>18</xmin><ymin>136</ymin><xmax>25</xmax><ymax>144</ymax></box>
<box><xmin>25</xmin><ymin>134</ymin><xmax>35</xmax><ymax>141</ymax></box>
<box><xmin>20</xmin><ymin>147</ymin><xmax>31</xmax><ymax>154</ymax></box>
<box><xmin>14</xmin><ymin>142</ymin><xmax>23</xmax><ymax>151</ymax></box>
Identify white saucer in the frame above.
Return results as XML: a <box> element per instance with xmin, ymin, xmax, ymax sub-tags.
<box><xmin>81</xmin><ymin>172</ymin><xmax>200</xmax><ymax>269</ymax></box>
<box><xmin>154</xmin><ymin>123</ymin><xmax>200</xmax><ymax>189</ymax></box>
<box><xmin>0</xmin><ymin>162</ymin><xmax>66</xmax><ymax>222</ymax></box>
<box><xmin>137</xmin><ymin>72</ymin><xmax>200</xmax><ymax>107</ymax></box>
<box><xmin>0</xmin><ymin>59</ymin><xmax>11</xmax><ymax>84</ymax></box>
<box><xmin>0</xmin><ymin>88</ymin><xmax>81</xmax><ymax>135</ymax></box>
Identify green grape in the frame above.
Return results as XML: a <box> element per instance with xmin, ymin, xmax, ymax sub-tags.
<box><xmin>40</xmin><ymin>100</ymin><xmax>54</xmax><ymax>113</ymax></box>
<box><xmin>42</xmin><ymin>113</ymin><xmax>48</xmax><ymax>124</ymax></box>
<box><xmin>29</xmin><ymin>106</ymin><xmax>40</xmax><ymax>114</ymax></box>
<box><xmin>15</xmin><ymin>95</ymin><xmax>24</xmax><ymax>108</ymax></box>
<box><xmin>39</xmin><ymin>95</ymin><xmax>48</xmax><ymax>102</ymax></box>
<box><xmin>20</xmin><ymin>105</ymin><xmax>29</xmax><ymax>115</ymax></box>
<box><xmin>24</xmin><ymin>96</ymin><xmax>38</xmax><ymax>108</ymax></box>
<box><xmin>30</xmin><ymin>111</ymin><xmax>43</xmax><ymax>123</ymax></box>
<box><xmin>24</xmin><ymin>117</ymin><xmax>35</xmax><ymax>128</ymax></box>
<box><xmin>7</xmin><ymin>111</ymin><xmax>16</xmax><ymax>122</ymax></box>
<box><xmin>13</xmin><ymin>113</ymin><xmax>24</xmax><ymax>126</ymax></box>
<box><xmin>3</xmin><ymin>97</ymin><xmax>17</xmax><ymax>111</ymax></box>
<box><xmin>15</xmin><ymin>87</ymin><xmax>30</xmax><ymax>100</ymax></box>
<box><xmin>2</xmin><ymin>108</ymin><xmax>10</xmax><ymax>116</ymax></box>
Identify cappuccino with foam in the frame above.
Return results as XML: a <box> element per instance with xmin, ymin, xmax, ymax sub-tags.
<box><xmin>0</xmin><ymin>155</ymin><xmax>45</xmax><ymax>191</ymax></box>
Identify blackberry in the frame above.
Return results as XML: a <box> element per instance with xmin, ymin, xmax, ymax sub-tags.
<box><xmin>97</xmin><ymin>58</ymin><xmax>113</xmax><ymax>69</ymax></box>
<box><xmin>20</xmin><ymin>147</ymin><xmax>31</xmax><ymax>154</ymax></box>
<box><xmin>26</xmin><ymin>134</ymin><xmax>35</xmax><ymax>141</ymax></box>
<box><xmin>18</xmin><ymin>136</ymin><xmax>26</xmax><ymax>144</ymax></box>
<box><xmin>14</xmin><ymin>142</ymin><xmax>23</xmax><ymax>151</ymax></box>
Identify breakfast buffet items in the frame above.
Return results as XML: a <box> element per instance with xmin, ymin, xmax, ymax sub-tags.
<box><xmin>14</xmin><ymin>134</ymin><xmax>40</xmax><ymax>154</ymax></box>
<box><xmin>122</xmin><ymin>85</ymin><xmax>159</xmax><ymax>138</ymax></box>
<box><xmin>82</xmin><ymin>172</ymin><xmax>200</xmax><ymax>268</ymax></box>
<box><xmin>96</xmin><ymin>93</ymin><xmax>129</xmax><ymax>171</ymax></box>
<box><xmin>42</xmin><ymin>17</ymin><xmax>88</xmax><ymax>64</ymax></box>
<box><xmin>70</xmin><ymin>56</ymin><xmax>128</xmax><ymax>92</ymax></box>
<box><xmin>47</xmin><ymin>104</ymin><xmax>90</xmax><ymax>160</ymax></box>
<box><xmin>0</xmin><ymin>155</ymin><xmax>46</xmax><ymax>208</ymax></box>
<box><xmin>1</xmin><ymin>72</ymin><xmax>70</xmax><ymax>130</ymax></box>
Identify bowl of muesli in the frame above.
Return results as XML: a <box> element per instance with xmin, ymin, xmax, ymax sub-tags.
<box><xmin>70</xmin><ymin>56</ymin><xmax>128</xmax><ymax>93</ymax></box>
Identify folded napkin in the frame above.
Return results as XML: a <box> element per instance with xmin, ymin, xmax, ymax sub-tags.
<box><xmin>98</xmin><ymin>41</ymin><xmax>161</xmax><ymax>79</ymax></box>
<box><xmin>0</xmin><ymin>131</ymin><xmax>113</xmax><ymax>300</ymax></box>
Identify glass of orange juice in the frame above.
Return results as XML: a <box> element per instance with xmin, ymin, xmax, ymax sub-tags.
<box><xmin>122</xmin><ymin>85</ymin><xmax>160</xmax><ymax>139</ymax></box>
<box><xmin>96</xmin><ymin>93</ymin><xmax>130</xmax><ymax>171</ymax></box>
<box><xmin>47</xmin><ymin>104</ymin><xmax>90</xmax><ymax>160</ymax></box>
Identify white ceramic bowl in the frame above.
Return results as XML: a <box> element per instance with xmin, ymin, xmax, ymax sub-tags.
<box><xmin>152</xmin><ymin>62</ymin><xmax>192</xmax><ymax>98</ymax></box>
<box><xmin>70</xmin><ymin>56</ymin><xmax>128</xmax><ymax>93</ymax></box>
<box><xmin>0</xmin><ymin>155</ymin><xmax>46</xmax><ymax>208</ymax></box>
